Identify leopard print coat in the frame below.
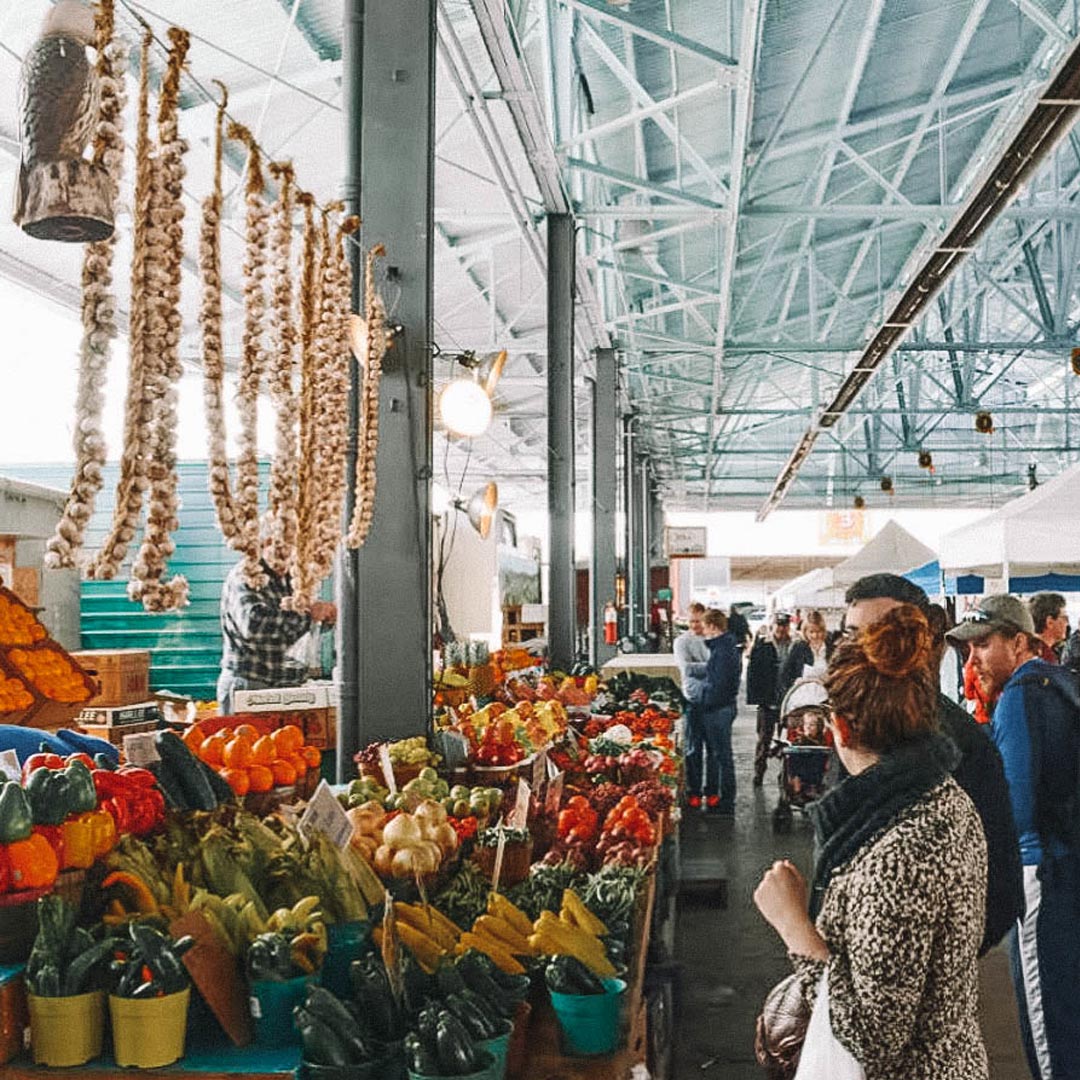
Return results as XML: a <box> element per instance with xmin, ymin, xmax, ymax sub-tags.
<box><xmin>792</xmin><ymin>778</ymin><xmax>989</xmax><ymax>1079</ymax></box>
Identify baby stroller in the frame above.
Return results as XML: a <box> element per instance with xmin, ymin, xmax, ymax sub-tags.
<box><xmin>770</xmin><ymin>677</ymin><xmax>833</xmax><ymax>834</ymax></box>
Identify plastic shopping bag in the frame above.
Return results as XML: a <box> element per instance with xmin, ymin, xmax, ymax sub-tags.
<box><xmin>794</xmin><ymin>970</ymin><xmax>865</xmax><ymax>1080</ymax></box>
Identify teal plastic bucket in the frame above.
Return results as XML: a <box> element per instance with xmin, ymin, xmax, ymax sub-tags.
<box><xmin>298</xmin><ymin>1046</ymin><xmax>405</xmax><ymax>1080</ymax></box>
<box><xmin>549</xmin><ymin>977</ymin><xmax>626</xmax><ymax>1056</ymax></box>
<box><xmin>320</xmin><ymin>920</ymin><xmax>370</xmax><ymax>998</ymax></box>
<box><xmin>407</xmin><ymin>1049</ymin><xmax>497</xmax><ymax>1080</ymax></box>
<box><xmin>250</xmin><ymin>975</ymin><xmax>311</xmax><ymax>1048</ymax></box>
<box><xmin>478</xmin><ymin>1018</ymin><xmax>513</xmax><ymax>1080</ymax></box>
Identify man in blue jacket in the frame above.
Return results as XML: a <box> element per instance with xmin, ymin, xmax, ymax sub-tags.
<box><xmin>695</xmin><ymin>609</ymin><xmax>741</xmax><ymax>816</ymax></box>
<box><xmin>949</xmin><ymin>594</ymin><xmax>1080</xmax><ymax>1080</ymax></box>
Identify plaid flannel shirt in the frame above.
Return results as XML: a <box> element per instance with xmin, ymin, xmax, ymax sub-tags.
<box><xmin>219</xmin><ymin>559</ymin><xmax>311</xmax><ymax>685</ymax></box>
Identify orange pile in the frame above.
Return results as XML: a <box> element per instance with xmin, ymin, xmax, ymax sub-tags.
<box><xmin>7</xmin><ymin>645</ymin><xmax>93</xmax><ymax>703</ymax></box>
<box><xmin>0</xmin><ymin>593</ymin><xmax>47</xmax><ymax>646</ymax></box>
<box><xmin>183</xmin><ymin>722</ymin><xmax>321</xmax><ymax>797</ymax></box>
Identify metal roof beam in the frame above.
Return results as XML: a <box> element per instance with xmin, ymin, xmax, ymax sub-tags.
<box><xmin>1006</xmin><ymin>0</ymin><xmax>1072</xmax><ymax>44</ymax></box>
<box><xmin>703</xmin><ymin>0</ymin><xmax>764</xmax><ymax>507</ymax></box>
<box><xmin>557</xmin><ymin>78</ymin><xmax>725</xmax><ymax>150</ymax></box>
<box><xmin>744</xmin><ymin>203</ymin><xmax>1080</xmax><ymax>221</ymax></box>
<box><xmin>565</xmin><ymin>0</ymin><xmax>739</xmax><ymax>72</ymax></box>
<box><xmin>567</xmin><ymin>158</ymin><xmax>724</xmax><ymax>208</ymax></box>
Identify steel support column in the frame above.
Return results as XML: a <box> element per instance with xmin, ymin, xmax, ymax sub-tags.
<box><xmin>351</xmin><ymin>0</ymin><xmax>434</xmax><ymax>744</ymax></box>
<box><xmin>547</xmin><ymin>214</ymin><xmax>576</xmax><ymax>671</ymax></box>
<box><xmin>637</xmin><ymin>458</ymin><xmax>651</xmax><ymax>626</ymax></box>
<box><xmin>336</xmin><ymin>0</ymin><xmax>364</xmax><ymax>780</ymax></box>
<box><xmin>622</xmin><ymin>416</ymin><xmax>638</xmax><ymax>637</ymax></box>
<box><xmin>590</xmin><ymin>349</ymin><xmax>618</xmax><ymax>666</ymax></box>
<box><xmin>629</xmin><ymin>446</ymin><xmax>647</xmax><ymax>638</ymax></box>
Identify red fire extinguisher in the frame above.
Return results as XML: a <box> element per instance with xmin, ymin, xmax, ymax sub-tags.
<box><xmin>603</xmin><ymin>601</ymin><xmax>618</xmax><ymax>646</ymax></box>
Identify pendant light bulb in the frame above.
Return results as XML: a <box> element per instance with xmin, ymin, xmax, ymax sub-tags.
<box><xmin>439</xmin><ymin>377</ymin><xmax>492</xmax><ymax>438</ymax></box>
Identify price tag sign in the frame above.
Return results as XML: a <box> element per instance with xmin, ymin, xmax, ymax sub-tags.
<box><xmin>545</xmin><ymin>770</ymin><xmax>564</xmax><ymax>817</ymax></box>
<box><xmin>532</xmin><ymin>750</ymin><xmax>548</xmax><ymax>791</ymax></box>
<box><xmin>379</xmin><ymin>744</ymin><xmax>398</xmax><ymax>796</ymax></box>
<box><xmin>434</xmin><ymin>730</ymin><xmax>470</xmax><ymax>770</ymax></box>
<box><xmin>491</xmin><ymin>828</ymin><xmax>508</xmax><ymax>894</ymax></box>
<box><xmin>298</xmin><ymin>780</ymin><xmax>353</xmax><ymax>849</ymax></box>
<box><xmin>123</xmin><ymin>731</ymin><xmax>160</xmax><ymax>766</ymax></box>
<box><xmin>507</xmin><ymin>778</ymin><xmax>531</xmax><ymax>829</ymax></box>
<box><xmin>0</xmin><ymin>749</ymin><xmax>20</xmax><ymax>781</ymax></box>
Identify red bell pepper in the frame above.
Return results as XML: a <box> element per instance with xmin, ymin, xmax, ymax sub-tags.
<box><xmin>64</xmin><ymin>753</ymin><xmax>95</xmax><ymax>771</ymax></box>
<box><xmin>20</xmin><ymin>751</ymin><xmax>64</xmax><ymax>783</ymax></box>
<box><xmin>0</xmin><ymin>846</ymin><xmax>10</xmax><ymax>893</ymax></box>
<box><xmin>116</xmin><ymin>766</ymin><xmax>157</xmax><ymax>790</ymax></box>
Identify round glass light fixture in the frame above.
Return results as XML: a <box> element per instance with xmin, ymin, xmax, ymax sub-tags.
<box><xmin>439</xmin><ymin>377</ymin><xmax>492</xmax><ymax>437</ymax></box>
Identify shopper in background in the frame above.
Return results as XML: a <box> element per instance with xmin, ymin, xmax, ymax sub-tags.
<box><xmin>778</xmin><ymin>609</ymin><xmax>830</xmax><ymax>706</ymax></box>
<box><xmin>727</xmin><ymin>603</ymin><xmax>751</xmax><ymax>654</ymax></box>
<box><xmin>1028</xmin><ymin>591</ymin><xmax>1068</xmax><ymax>664</ymax></box>
<box><xmin>754</xmin><ymin>606</ymin><xmax>989</xmax><ymax>1078</ymax></box>
<box><xmin>696</xmin><ymin>608</ymin><xmax>741</xmax><ymax>815</ymax></box>
<box><xmin>218</xmin><ymin>540</ymin><xmax>337</xmax><ymax>715</ymax></box>
<box><xmin>844</xmin><ymin>574</ymin><xmax>1023</xmax><ymax>957</ymax></box>
<box><xmin>1061</xmin><ymin>624</ymin><xmax>1080</xmax><ymax>675</ymax></box>
<box><xmin>948</xmin><ymin>595</ymin><xmax>1080</xmax><ymax>1080</ymax></box>
<box><xmin>674</xmin><ymin>602</ymin><xmax>710</xmax><ymax>809</ymax></box>
<box><xmin>746</xmin><ymin>613</ymin><xmax>792</xmax><ymax>786</ymax></box>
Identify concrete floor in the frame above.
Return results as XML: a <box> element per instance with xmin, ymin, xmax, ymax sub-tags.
<box><xmin>673</xmin><ymin>704</ymin><xmax>1032</xmax><ymax>1079</ymax></box>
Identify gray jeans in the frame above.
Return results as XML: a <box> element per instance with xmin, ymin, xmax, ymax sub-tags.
<box><xmin>216</xmin><ymin>673</ymin><xmax>272</xmax><ymax>716</ymax></box>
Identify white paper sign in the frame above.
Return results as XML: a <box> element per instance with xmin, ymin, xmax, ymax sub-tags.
<box><xmin>532</xmin><ymin>750</ymin><xmax>547</xmax><ymax>791</ymax></box>
<box><xmin>491</xmin><ymin>827</ymin><xmax>508</xmax><ymax>894</ymax></box>
<box><xmin>544</xmin><ymin>770</ymin><xmax>564</xmax><ymax>816</ymax></box>
<box><xmin>298</xmin><ymin>779</ymin><xmax>353</xmax><ymax>849</ymax></box>
<box><xmin>122</xmin><ymin>731</ymin><xmax>160</xmax><ymax>766</ymax></box>
<box><xmin>378</xmin><ymin>744</ymin><xmax>398</xmax><ymax>796</ymax></box>
<box><xmin>507</xmin><ymin>778</ymin><xmax>531</xmax><ymax>829</ymax></box>
<box><xmin>0</xmin><ymin>749</ymin><xmax>20</xmax><ymax>781</ymax></box>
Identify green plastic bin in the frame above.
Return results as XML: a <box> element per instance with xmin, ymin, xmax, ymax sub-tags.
<box><xmin>250</xmin><ymin>975</ymin><xmax>311</xmax><ymax>1048</ymax></box>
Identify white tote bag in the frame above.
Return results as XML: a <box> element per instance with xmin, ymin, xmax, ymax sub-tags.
<box><xmin>794</xmin><ymin>970</ymin><xmax>866</xmax><ymax>1080</ymax></box>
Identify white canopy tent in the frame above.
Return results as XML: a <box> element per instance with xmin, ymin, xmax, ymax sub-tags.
<box><xmin>831</xmin><ymin>520</ymin><xmax>937</xmax><ymax>587</ymax></box>
<box><xmin>770</xmin><ymin>567</ymin><xmax>846</xmax><ymax>613</ymax></box>
<box><xmin>938</xmin><ymin>462</ymin><xmax>1080</xmax><ymax>579</ymax></box>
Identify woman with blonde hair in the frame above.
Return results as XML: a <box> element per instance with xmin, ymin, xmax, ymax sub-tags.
<box><xmin>754</xmin><ymin>605</ymin><xmax>988</xmax><ymax>1078</ymax></box>
<box><xmin>778</xmin><ymin>609</ymin><xmax>830</xmax><ymax>706</ymax></box>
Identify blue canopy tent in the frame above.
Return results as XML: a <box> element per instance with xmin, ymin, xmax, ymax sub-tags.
<box><xmin>903</xmin><ymin>560</ymin><xmax>984</xmax><ymax>596</ymax></box>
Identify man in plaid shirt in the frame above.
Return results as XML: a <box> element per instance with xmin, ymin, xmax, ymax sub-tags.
<box><xmin>217</xmin><ymin>549</ymin><xmax>336</xmax><ymax>714</ymax></box>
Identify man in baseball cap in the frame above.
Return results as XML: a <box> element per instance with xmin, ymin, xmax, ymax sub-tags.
<box><xmin>948</xmin><ymin>594</ymin><xmax>1080</xmax><ymax>1080</ymax></box>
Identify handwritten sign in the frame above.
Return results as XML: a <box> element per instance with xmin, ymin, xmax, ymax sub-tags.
<box><xmin>0</xmin><ymin>749</ymin><xmax>20</xmax><ymax>781</ymax></box>
<box><xmin>298</xmin><ymin>780</ymin><xmax>353</xmax><ymax>849</ymax></box>
<box><xmin>507</xmin><ymin>778</ymin><xmax>531</xmax><ymax>830</ymax></box>
<box><xmin>491</xmin><ymin>827</ymin><xmax>508</xmax><ymax>894</ymax></box>
<box><xmin>532</xmin><ymin>750</ymin><xmax>548</xmax><ymax>791</ymax></box>
<box><xmin>379</xmin><ymin>744</ymin><xmax>398</xmax><ymax>796</ymax></box>
<box><xmin>544</xmin><ymin>770</ymin><xmax>564</xmax><ymax>817</ymax></box>
<box><xmin>123</xmin><ymin>731</ymin><xmax>160</xmax><ymax>766</ymax></box>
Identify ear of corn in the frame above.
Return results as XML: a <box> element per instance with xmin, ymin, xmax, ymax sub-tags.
<box><xmin>560</xmin><ymin>888</ymin><xmax>608</xmax><ymax>937</ymax></box>
<box><xmin>487</xmin><ymin>892</ymin><xmax>534</xmax><ymax>938</ymax></box>
<box><xmin>456</xmin><ymin>931</ymin><xmax>526</xmax><ymax>975</ymax></box>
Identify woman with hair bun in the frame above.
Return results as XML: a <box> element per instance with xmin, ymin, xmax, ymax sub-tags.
<box><xmin>754</xmin><ymin>605</ymin><xmax>988</xmax><ymax>1079</ymax></box>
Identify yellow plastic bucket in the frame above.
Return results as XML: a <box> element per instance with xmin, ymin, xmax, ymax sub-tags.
<box><xmin>109</xmin><ymin>987</ymin><xmax>190</xmax><ymax>1068</ymax></box>
<box><xmin>28</xmin><ymin>990</ymin><xmax>105</xmax><ymax>1067</ymax></box>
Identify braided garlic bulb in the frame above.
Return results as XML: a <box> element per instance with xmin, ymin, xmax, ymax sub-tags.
<box><xmin>264</xmin><ymin>161</ymin><xmax>299</xmax><ymax>577</ymax></box>
<box><xmin>201</xmin><ymin>84</ymin><xmax>240</xmax><ymax>545</ymax></box>
<box><xmin>127</xmin><ymin>27</ymin><xmax>190</xmax><ymax>612</ymax></box>
<box><xmin>229</xmin><ymin>123</ymin><xmax>271</xmax><ymax>590</ymax></box>
<box><xmin>346</xmin><ymin>242</ymin><xmax>387</xmax><ymax>549</ymax></box>
<box><xmin>88</xmin><ymin>30</ymin><xmax>153</xmax><ymax>581</ymax></box>
<box><xmin>43</xmin><ymin>0</ymin><xmax>127</xmax><ymax>570</ymax></box>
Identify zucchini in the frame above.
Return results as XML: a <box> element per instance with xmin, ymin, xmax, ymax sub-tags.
<box><xmin>146</xmin><ymin>759</ymin><xmax>187</xmax><ymax>811</ymax></box>
<box><xmin>154</xmin><ymin>731</ymin><xmax>216</xmax><ymax>811</ymax></box>
<box><xmin>64</xmin><ymin>938</ymin><xmax>115</xmax><ymax>995</ymax></box>
<box><xmin>194</xmin><ymin>755</ymin><xmax>233</xmax><ymax>804</ymax></box>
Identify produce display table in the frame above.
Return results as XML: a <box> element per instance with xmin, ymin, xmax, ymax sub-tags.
<box><xmin>600</xmin><ymin>654</ymin><xmax>682</xmax><ymax>689</ymax></box>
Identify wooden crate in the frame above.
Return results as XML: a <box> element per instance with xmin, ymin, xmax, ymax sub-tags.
<box><xmin>71</xmin><ymin>649</ymin><xmax>151</xmax><ymax>707</ymax></box>
<box><xmin>78</xmin><ymin>718</ymin><xmax>158</xmax><ymax>747</ymax></box>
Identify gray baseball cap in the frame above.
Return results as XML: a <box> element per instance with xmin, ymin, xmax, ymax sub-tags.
<box><xmin>946</xmin><ymin>594</ymin><xmax>1035</xmax><ymax>642</ymax></box>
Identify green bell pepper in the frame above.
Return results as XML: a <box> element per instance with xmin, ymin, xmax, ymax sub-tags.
<box><xmin>24</xmin><ymin>767</ymin><xmax>72</xmax><ymax>826</ymax></box>
<box><xmin>0</xmin><ymin>780</ymin><xmax>33</xmax><ymax>842</ymax></box>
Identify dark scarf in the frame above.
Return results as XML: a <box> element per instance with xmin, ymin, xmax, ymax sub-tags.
<box><xmin>808</xmin><ymin>732</ymin><xmax>959</xmax><ymax>919</ymax></box>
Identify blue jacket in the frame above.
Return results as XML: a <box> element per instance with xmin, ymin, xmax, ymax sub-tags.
<box><xmin>991</xmin><ymin>658</ymin><xmax>1080</xmax><ymax>866</ymax></box>
<box><xmin>701</xmin><ymin>633</ymin><xmax>741</xmax><ymax>711</ymax></box>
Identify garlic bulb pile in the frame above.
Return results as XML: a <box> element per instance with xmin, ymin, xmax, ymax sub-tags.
<box><xmin>127</xmin><ymin>27</ymin><xmax>190</xmax><ymax>613</ymax></box>
<box><xmin>265</xmin><ymin>161</ymin><xmax>299</xmax><ymax>577</ymax></box>
<box><xmin>44</xmin><ymin>0</ymin><xmax>126</xmax><ymax>570</ymax></box>
<box><xmin>201</xmin><ymin>86</ymin><xmax>240</xmax><ymax>546</ymax></box>
<box><xmin>88</xmin><ymin>30</ymin><xmax>153</xmax><ymax>582</ymax></box>
<box><xmin>229</xmin><ymin>123</ymin><xmax>271</xmax><ymax>590</ymax></box>
<box><xmin>346</xmin><ymin>242</ymin><xmax>388</xmax><ymax>550</ymax></box>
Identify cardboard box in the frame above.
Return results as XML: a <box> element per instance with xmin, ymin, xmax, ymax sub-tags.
<box><xmin>71</xmin><ymin>649</ymin><xmax>151</xmax><ymax>707</ymax></box>
<box><xmin>78</xmin><ymin>718</ymin><xmax>159</xmax><ymax>747</ymax></box>
<box><xmin>77</xmin><ymin>701</ymin><xmax>161</xmax><ymax>728</ymax></box>
<box><xmin>198</xmin><ymin>705</ymin><xmax>337</xmax><ymax>750</ymax></box>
